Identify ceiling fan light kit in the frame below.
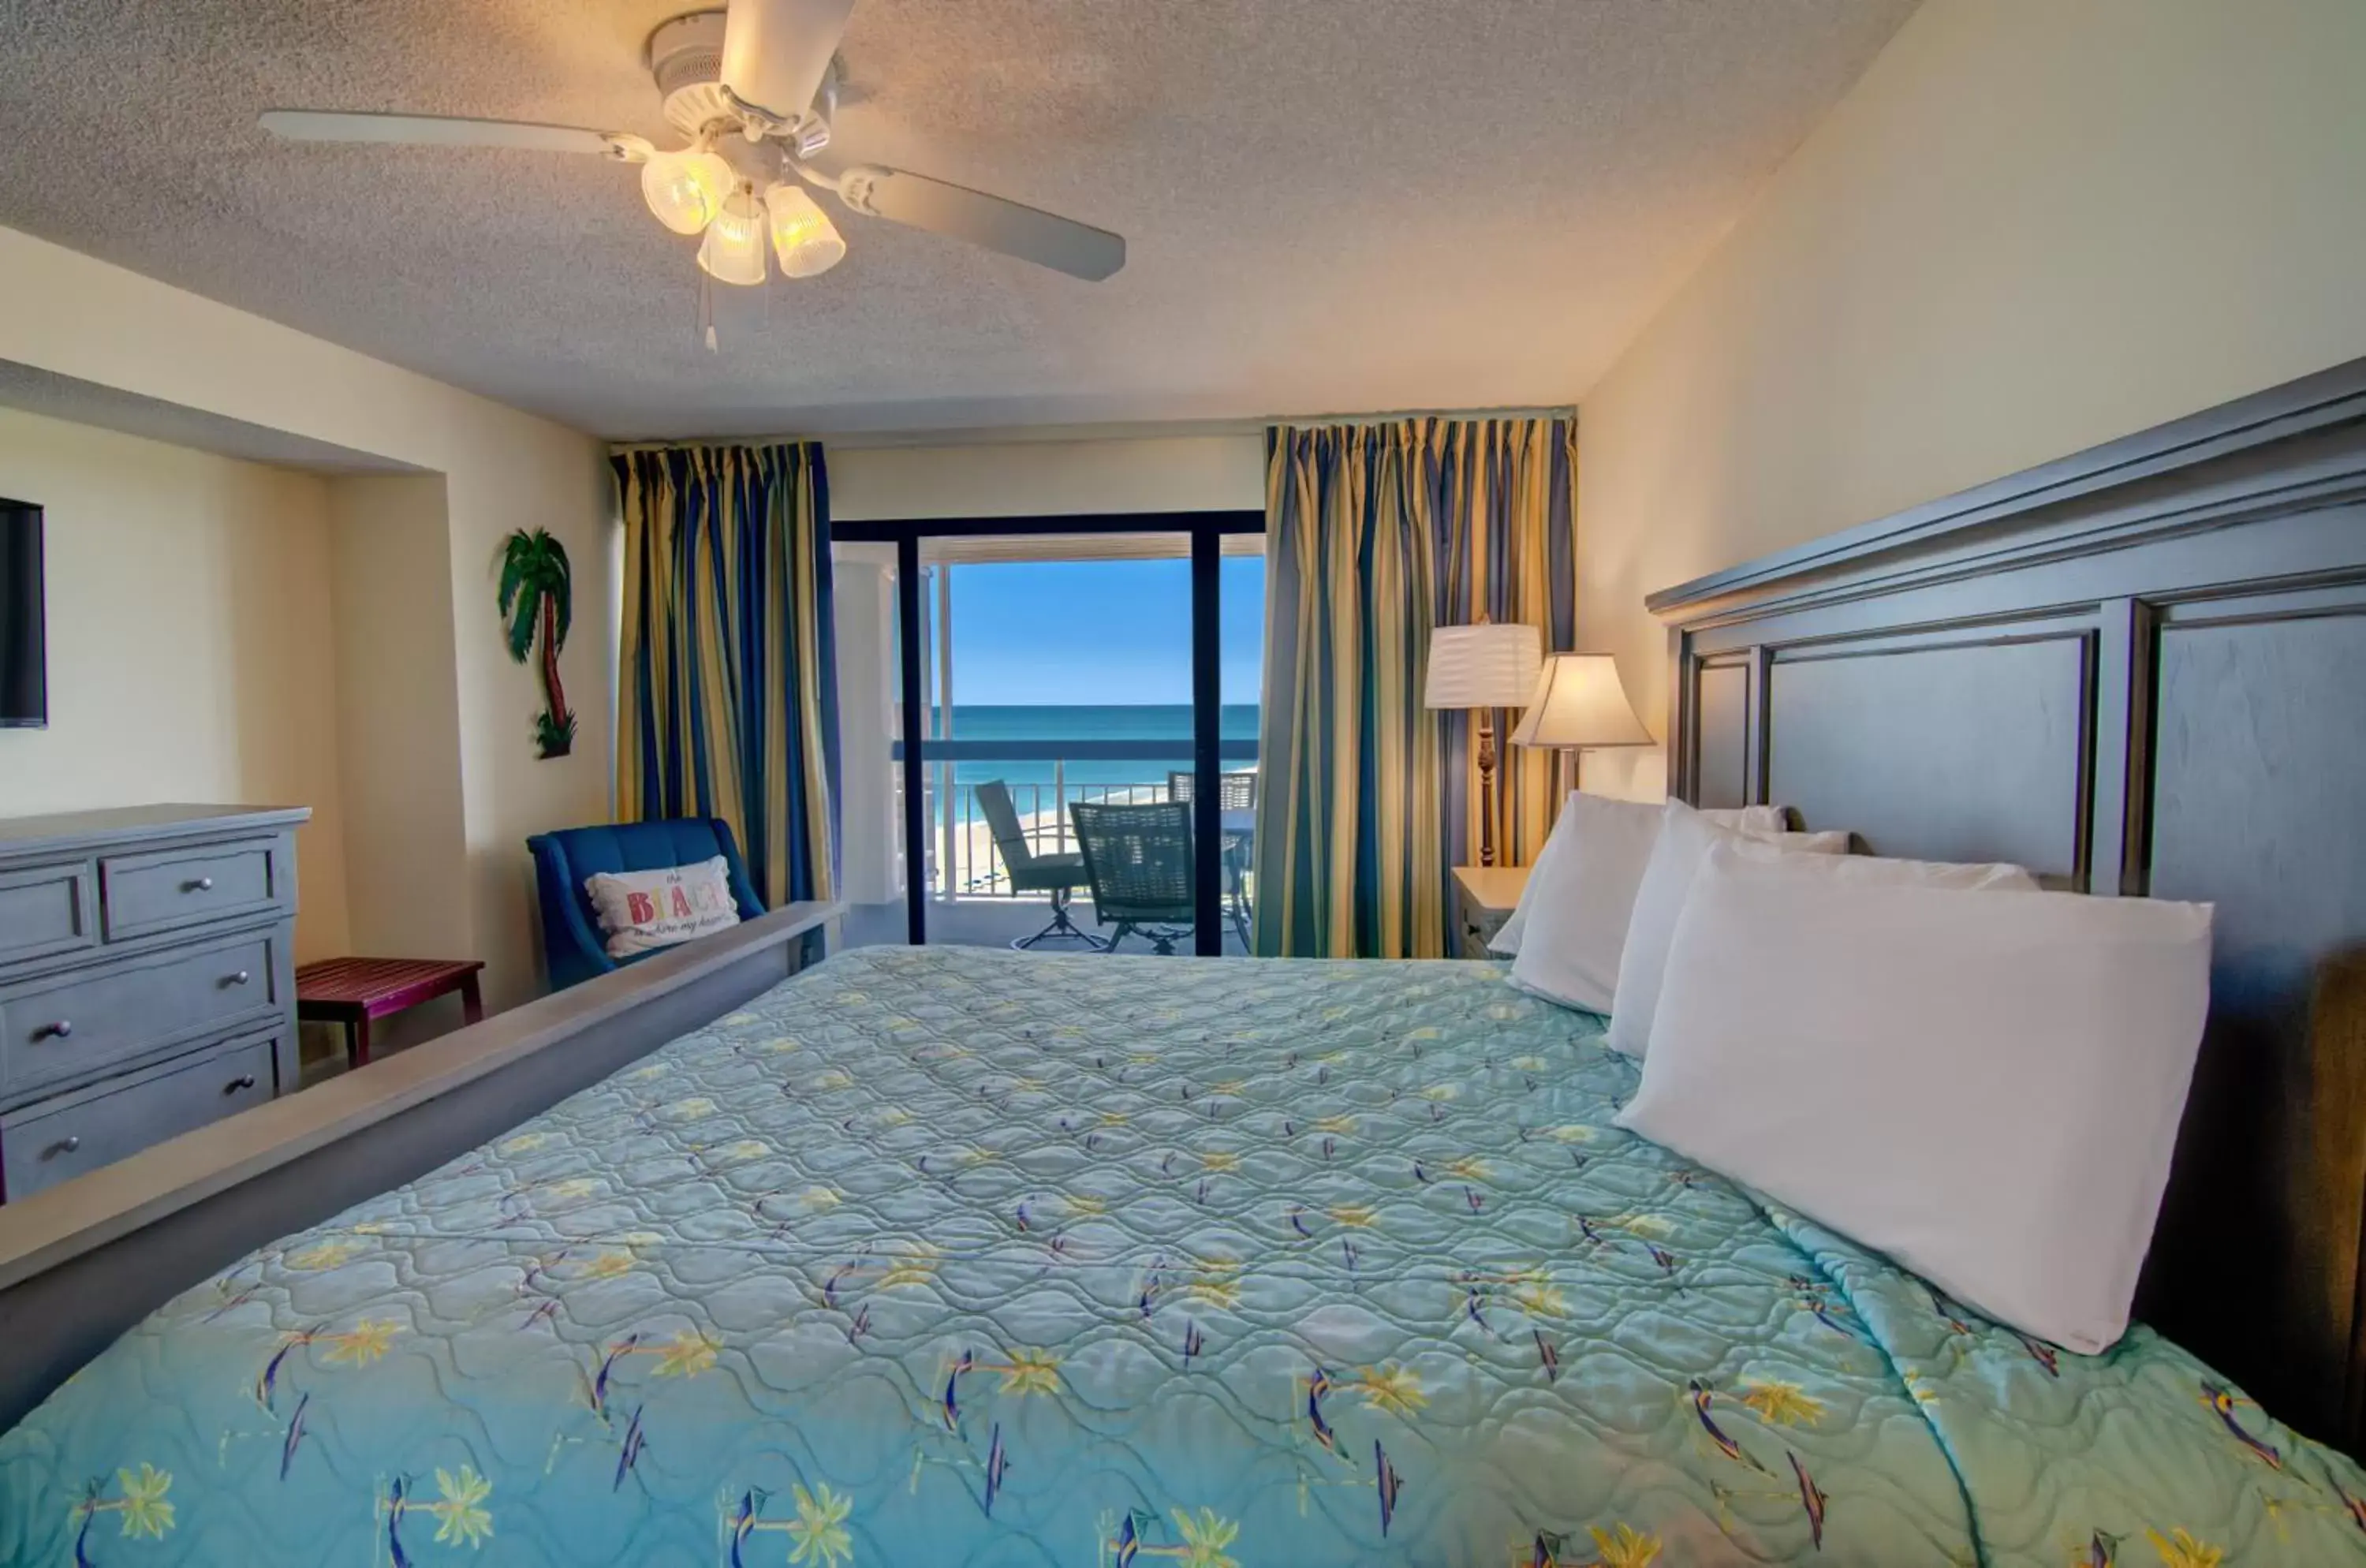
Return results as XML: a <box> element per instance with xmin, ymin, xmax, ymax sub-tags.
<box><xmin>766</xmin><ymin>184</ymin><xmax>848</xmax><ymax>279</ymax></box>
<box><xmin>696</xmin><ymin>187</ymin><xmax>772</xmax><ymax>286</ymax></box>
<box><xmin>256</xmin><ymin>0</ymin><xmax>1125</xmax><ymax>301</ymax></box>
<box><xmin>640</xmin><ymin>140</ymin><xmax>735</xmax><ymax>236</ymax></box>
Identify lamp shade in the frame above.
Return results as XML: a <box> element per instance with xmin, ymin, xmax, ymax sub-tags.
<box><xmin>1508</xmin><ymin>653</ymin><xmax>1653</xmax><ymax>749</ymax></box>
<box><xmin>1424</xmin><ymin>623</ymin><xmax>1542</xmax><ymax>709</ymax></box>
<box><xmin>641</xmin><ymin>145</ymin><xmax>733</xmax><ymax>235</ymax></box>
<box><xmin>696</xmin><ymin>188</ymin><xmax>769</xmax><ymax>286</ymax></box>
<box><xmin>766</xmin><ymin>183</ymin><xmax>848</xmax><ymax>278</ymax></box>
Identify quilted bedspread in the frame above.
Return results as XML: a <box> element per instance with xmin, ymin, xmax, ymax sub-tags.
<box><xmin>4</xmin><ymin>946</ymin><xmax>2364</xmax><ymax>1566</ymax></box>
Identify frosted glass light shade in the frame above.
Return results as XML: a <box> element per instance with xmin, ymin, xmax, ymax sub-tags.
<box><xmin>766</xmin><ymin>184</ymin><xmax>847</xmax><ymax>278</ymax></box>
<box><xmin>640</xmin><ymin>147</ymin><xmax>733</xmax><ymax>235</ymax></box>
<box><xmin>696</xmin><ymin>189</ymin><xmax>769</xmax><ymax>286</ymax></box>
<box><xmin>1424</xmin><ymin>623</ymin><xmax>1543</xmax><ymax>709</ymax></box>
<box><xmin>1509</xmin><ymin>653</ymin><xmax>1653</xmax><ymax>749</ymax></box>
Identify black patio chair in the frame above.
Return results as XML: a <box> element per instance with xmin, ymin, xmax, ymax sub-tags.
<box><xmin>1162</xmin><ymin>771</ymin><xmax>1257</xmax><ymax>943</ymax></box>
<box><xmin>977</xmin><ymin>779</ymin><xmax>1103</xmax><ymax>949</ymax></box>
<box><xmin>1165</xmin><ymin>770</ymin><xmax>1258</xmax><ymax>810</ymax></box>
<box><xmin>1071</xmin><ymin>801</ymin><xmax>1196</xmax><ymax>955</ymax></box>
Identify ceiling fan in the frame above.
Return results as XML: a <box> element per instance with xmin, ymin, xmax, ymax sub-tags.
<box><xmin>258</xmin><ymin>0</ymin><xmax>1126</xmax><ymax>293</ymax></box>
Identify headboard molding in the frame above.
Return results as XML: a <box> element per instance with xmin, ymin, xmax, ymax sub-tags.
<box><xmin>1653</xmin><ymin>354</ymin><xmax>2366</xmax><ymax>1451</ymax></box>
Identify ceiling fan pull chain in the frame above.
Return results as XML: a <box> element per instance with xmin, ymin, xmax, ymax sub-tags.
<box><xmin>700</xmin><ymin>271</ymin><xmax>718</xmax><ymax>354</ymax></box>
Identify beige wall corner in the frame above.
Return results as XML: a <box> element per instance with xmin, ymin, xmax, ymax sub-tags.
<box><xmin>1576</xmin><ymin>0</ymin><xmax>2366</xmax><ymax>763</ymax></box>
<box><xmin>442</xmin><ymin>439</ymin><xmax>617</xmax><ymax>1011</ymax></box>
<box><xmin>328</xmin><ymin>475</ymin><xmax>467</xmax><ymax>967</ymax></box>
<box><xmin>0</xmin><ymin>226</ymin><xmax>614</xmax><ymax>1010</ymax></box>
<box><xmin>0</xmin><ymin>409</ymin><xmax>353</xmax><ymax>958</ymax></box>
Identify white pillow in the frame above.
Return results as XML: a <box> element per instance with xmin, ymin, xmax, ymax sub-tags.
<box><xmin>1601</xmin><ymin>801</ymin><xmax>1850</xmax><ymax>1053</ymax></box>
<box><xmin>1491</xmin><ymin>797</ymin><xmax>1789</xmax><ymax>958</ymax></box>
<box><xmin>1504</xmin><ymin>794</ymin><xmax>1663</xmax><ymax>1011</ymax></box>
<box><xmin>584</xmin><ymin>857</ymin><xmax>742</xmax><ymax>958</ymax></box>
<box><xmin>1618</xmin><ymin>846</ymin><xmax>2212</xmax><ymax>1353</ymax></box>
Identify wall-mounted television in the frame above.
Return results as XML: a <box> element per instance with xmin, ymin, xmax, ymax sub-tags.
<box><xmin>0</xmin><ymin>501</ymin><xmax>45</xmax><ymax>729</ymax></box>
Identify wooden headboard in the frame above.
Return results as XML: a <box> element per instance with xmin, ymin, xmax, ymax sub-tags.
<box><xmin>1651</xmin><ymin>355</ymin><xmax>2366</xmax><ymax>1453</ymax></box>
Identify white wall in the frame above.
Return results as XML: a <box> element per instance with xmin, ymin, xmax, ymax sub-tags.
<box><xmin>831</xmin><ymin>434</ymin><xmax>1264</xmax><ymax>521</ymax></box>
<box><xmin>0</xmin><ymin>226</ymin><xmax>613</xmax><ymax>1010</ymax></box>
<box><xmin>1575</xmin><ymin>0</ymin><xmax>2366</xmax><ymax>794</ymax></box>
<box><xmin>0</xmin><ymin>408</ymin><xmax>353</xmax><ymax>958</ymax></box>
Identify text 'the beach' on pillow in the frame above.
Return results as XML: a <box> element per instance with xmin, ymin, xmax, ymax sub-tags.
<box><xmin>584</xmin><ymin>856</ymin><xmax>742</xmax><ymax>959</ymax></box>
<box><xmin>1618</xmin><ymin>845</ymin><xmax>2212</xmax><ymax>1353</ymax></box>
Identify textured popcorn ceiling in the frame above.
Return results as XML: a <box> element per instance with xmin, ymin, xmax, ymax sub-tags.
<box><xmin>0</xmin><ymin>0</ymin><xmax>1916</xmax><ymax>439</ymax></box>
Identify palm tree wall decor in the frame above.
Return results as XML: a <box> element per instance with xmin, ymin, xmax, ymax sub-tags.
<box><xmin>498</xmin><ymin>528</ymin><xmax>575</xmax><ymax>759</ymax></box>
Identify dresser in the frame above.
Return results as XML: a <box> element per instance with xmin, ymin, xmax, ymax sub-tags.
<box><xmin>0</xmin><ymin>804</ymin><xmax>306</xmax><ymax>1202</ymax></box>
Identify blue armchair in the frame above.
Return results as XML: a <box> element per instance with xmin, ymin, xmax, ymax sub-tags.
<box><xmin>528</xmin><ymin>818</ymin><xmax>767</xmax><ymax>991</ymax></box>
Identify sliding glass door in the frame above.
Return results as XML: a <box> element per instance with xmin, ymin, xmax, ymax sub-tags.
<box><xmin>833</xmin><ymin>513</ymin><xmax>1263</xmax><ymax>957</ymax></box>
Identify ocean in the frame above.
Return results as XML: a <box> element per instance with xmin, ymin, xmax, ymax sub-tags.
<box><xmin>920</xmin><ymin>704</ymin><xmax>1261</xmax><ymax>794</ymax></box>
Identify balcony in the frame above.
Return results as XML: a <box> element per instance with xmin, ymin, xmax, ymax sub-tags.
<box><xmin>838</xmin><ymin>739</ymin><xmax>1258</xmax><ymax>954</ymax></box>
<box><xmin>830</xmin><ymin>537</ymin><xmax>1266</xmax><ymax>955</ymax></box>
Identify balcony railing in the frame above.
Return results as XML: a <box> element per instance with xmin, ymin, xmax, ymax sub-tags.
<box><xmin>891</xmin><ymin>737</ymin><xmax>1258</xmax><ymax>901</ymax></box>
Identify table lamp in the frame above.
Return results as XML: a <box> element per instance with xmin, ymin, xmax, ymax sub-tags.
<box><xmin>1424</xmin><ymin>621</ymin><xmax>1543</xmax><ymax>867</ymax></box>
<box><xmin>1508</xmin><ymin>652</ymin><xmax>1654</xmax><ymax>797</ymax></box>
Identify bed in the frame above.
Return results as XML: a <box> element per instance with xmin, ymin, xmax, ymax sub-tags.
<box><xmin>3</xmin><ymin>357</ymin><xmax>2366</xmax><ymax>1564</ymax></box>
<box><xmin>8</xmin><ymin>943</ymin><xmax>2360</xmax><ymax>1566</ymax></box>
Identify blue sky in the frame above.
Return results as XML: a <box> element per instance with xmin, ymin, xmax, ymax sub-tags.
<box><xmin>942</xmin><ymin>557</ymin><xmax>1265</xmax><ymax>705</ymax></box>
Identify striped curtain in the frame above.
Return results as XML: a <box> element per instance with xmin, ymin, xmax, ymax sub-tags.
<box><xmin>1252</xmin><ymin>417</ymin><xmax>1577</xmax><ymax>958</ymax></box>
<box><xmin>612</xmin><ymin>442</ymin><xmax>839</xmax><ymax>906</ymax></box>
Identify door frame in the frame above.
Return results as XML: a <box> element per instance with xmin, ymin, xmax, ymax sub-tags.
<box><xmin>833</xmin><ymin>510</ymin><xmax>1266</xmax><ymax>954</ymax></box>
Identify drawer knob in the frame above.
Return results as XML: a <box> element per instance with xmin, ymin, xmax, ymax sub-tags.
<box><xmin>36</xmin><ymin>1020</ymin><xmax>71</xmax><ymax>1041</ymax></box>
<box><xmin>185</xmin><ymin>876</ymin><xmax>215</xmax><ymax>893</ymax></box>
<box><xmin>225</xmin><ymin>969</ymin><xmax>252</xmax><ymax>987</ymax></box>
<box><xmin>225</xmin><ymin>1073</ymin><xmax>258</xmax><ymax>1093</ymax></box>
<box><xmin>42</xmin><ymin>1135</ymin><xmax>80</xmax><ymax>1159</ymax></box>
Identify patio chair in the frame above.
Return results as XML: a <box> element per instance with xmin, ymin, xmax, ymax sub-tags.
<box><xmin>1161</xmin><ymin>770</ymin><xmax>1258</xmax><ymax>943</ymax></box>
<box><xmin>1071</xmin><ymin>801</ymin><xmax>1196</xmax><ymax>955</ymax></box>
<box><xmin>1166</xmin><ymin>769</ymin><xmax>1258</xmax><ymax>810</ymax></box>
<box><xmin>976</xmin><ymin>779</ymin><xmax>1103</xmax><ymax>950</ymax></box>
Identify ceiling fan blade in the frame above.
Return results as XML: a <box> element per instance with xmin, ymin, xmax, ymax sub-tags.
<box><xmin>721</xmin><ymin>0</ymin><xmax>856</xmax><ymax>125</ymax></box>
<box><xmin>259</xmin><ymin>110</ymin><xmax>625</xmax><ymax>156</ymax></box>
<box><xmin>835</xmin><ymin>166</ymin><xmax>1126</xmax><ymax>281</ymax></box>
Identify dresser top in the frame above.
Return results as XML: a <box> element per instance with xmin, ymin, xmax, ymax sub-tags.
<box><xmin>1451</xmin><ymin>863</ymin><xmax>1532</xmax><ymax>915</ymax></box>
<box><xmin>0</xmin><ymin>804</ymin><xmax>311</xmax><ymax>859</ymax></box>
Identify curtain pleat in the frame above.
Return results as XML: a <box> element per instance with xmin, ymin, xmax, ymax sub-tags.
<box><xmin>612</xmin><ymin>442</ymin><xmax>839</xmax><ymax>906</ymax></box>
<box><xmin>1252</xmin><ymin>416</ymin><xmax>1577</xmax><ymax>958</ymax></box>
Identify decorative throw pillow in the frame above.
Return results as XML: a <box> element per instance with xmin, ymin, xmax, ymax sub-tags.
<box><xmin>1618</xmin><ymin>845</ymin><xmax>2211</xmax><ymax>1353</ymax></box>
<box><xmin>584</xmin><ymin>857</ymin><xmax>741</xmax><ymax>959</ymax></box>
<box><xmin>1490</xmin><ymin>797</ymin><xmax>1789</xmax><ymax>958</ymax></box>
<box><xmin>1602</xmin><ymin>801</ymin><xmax>1850</xmax><ymax>1054</ymax></box>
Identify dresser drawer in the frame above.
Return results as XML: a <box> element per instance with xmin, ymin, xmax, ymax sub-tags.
<box><xmin>0</xmin><ymin>860</ymin><xmax>98</xmax><ymax>968</ymax></box>
<box><xmin>2</xmin><ymin>1032</ymin><xmax>276</xmax><ymax>1201</ymax></box>
<box><xmin>0</xmin><ymin>931</ymin><xmax>279</xmax><ymax>1095</ymax></box>
<box><xmin>1453</xmin><ymin>887</ymin><xmax>1502</xmax><ymax>958</ymax></box>
<box><xmin>100</xmin><ymin>834</ymin><xmax>289</xmax><ymax>943</ymax></box>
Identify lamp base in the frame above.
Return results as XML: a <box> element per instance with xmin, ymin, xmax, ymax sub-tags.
<box><xmin>1477</xmin><ymin>708</ymin><xmax>1500</xmax><ymax>868</ymax></box>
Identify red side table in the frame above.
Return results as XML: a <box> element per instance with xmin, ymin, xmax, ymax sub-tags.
<box><xmin>297</xmin><ymin>957</ymin><xmax>486</xmax><ymax>1067</ymax></box>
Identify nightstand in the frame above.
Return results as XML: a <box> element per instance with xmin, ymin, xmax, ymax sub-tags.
<box><xmin>1450</xmin><ymin>864</ymin><xmax>1531</xmax><ymax>959</ymax></box>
